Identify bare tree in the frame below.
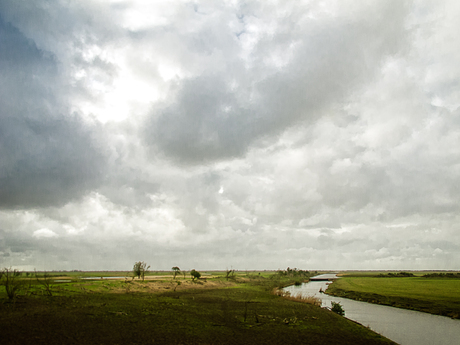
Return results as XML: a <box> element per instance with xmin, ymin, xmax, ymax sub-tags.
<box><xmin>133</xmin><ymin>261</ymin><xmax>150</xmax><ymax>281</ymax></box>
<box><xmin>1</xmin><ymin>267</ymin><xmax>23</xmax><ymax>300</ymax></box>
<box><xmin>172</xmin><ymin>266</ymin><xmax>180</xmax><ymax>279</ymax></box>
<box><xmin>225</xmin><ymin>268</ymin><xmax>235</xmax><ymax>281</ymax></box>
<box><xmin>35</xmin><ymin>270</ymin><xmax>53</xmax><ymax>296</ymax></box>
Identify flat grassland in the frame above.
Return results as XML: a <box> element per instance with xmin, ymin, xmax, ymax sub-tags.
<box><xmin>0</xmin><ymin>272</ymin><xmax>396</xmax><ymax>345</ymax></box>
<box><xmin>326</xmin><ymin>273</ymin><xmax>460</xmax><ymax>319</ymax></box>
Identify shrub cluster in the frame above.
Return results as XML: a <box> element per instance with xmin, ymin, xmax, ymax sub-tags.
<box><xmin>377</xmin><ymin>272</ymin><xmax>414</xmax><ymax>277</ymax></box>
<box><xmin>276</xmin><ymin>267</ymin><xmax>312</xmax><ymax>277</ymax></box>
<box><xmin>423</xmin><ymin>272</ymin><xmax>460</xmax><ymax>278</ymax></box>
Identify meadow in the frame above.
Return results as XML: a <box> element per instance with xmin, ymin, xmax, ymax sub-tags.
<box><xmin>326</xmin><ymin>272</ymin><xmax>460</xmax><ymax>319</ymax></box>
<box><xmin>0</xmin><ymin>270</ymin><xmax>396</xmax><ymax>345</ymax></box>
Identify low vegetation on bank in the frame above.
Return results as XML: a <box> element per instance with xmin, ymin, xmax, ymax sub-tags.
<box><xmin>0</xmin><ymin>268</ymin><xmax>396</xmax><ymax>345</ymax></box>
<box><xmin>326</xmin><ymin>273</ymin><xmax>460</xmax><ymax>319</ymax></box>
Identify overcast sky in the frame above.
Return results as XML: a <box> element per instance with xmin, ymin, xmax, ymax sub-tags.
<box><xmin>1</xmin><ymin>0</ymin><xmax>459</xmax><ymax>272</ymax></box>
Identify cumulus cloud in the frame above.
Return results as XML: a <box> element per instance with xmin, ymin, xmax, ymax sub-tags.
<box><xmin>144</xmin><ymin>1</ymin><xmax>410</xmax><ymax>164</ymax></box>
<box><xmin>1</xmin><ymin>1</ymin><xmax>460</xmax><ymax>270</ymax></box>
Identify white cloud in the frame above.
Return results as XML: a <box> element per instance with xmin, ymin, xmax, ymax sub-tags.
<box><xmin>33</xmin><ymin>228</ymin><xmax>58</xmax><ymax>239</ymax></box>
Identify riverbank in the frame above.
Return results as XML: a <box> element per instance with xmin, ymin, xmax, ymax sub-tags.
<box><xmin>1</xmin><ymin>273</ymin><xmax>395</xmax><ymax>344</ymax></box>
<box><xmin>284</xmin><ymin>275</ymin><xmax>460</xmax><ymax>345</ymax></box>
<box><xmin>325</xmin><ymin>274</ymin><xmax>460</xmax><ymax>319</ymax></box>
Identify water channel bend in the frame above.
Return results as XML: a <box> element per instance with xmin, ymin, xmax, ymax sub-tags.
<box><xmin>283</xmin><ymin>274</ymin><xmax>460</xmax><ymax>345</ymax></box>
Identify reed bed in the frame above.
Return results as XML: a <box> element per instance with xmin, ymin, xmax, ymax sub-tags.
<box><xmin>275</xmin><ymin>289</ymin><xmax>322</xmax><ymax>307</ymax></box>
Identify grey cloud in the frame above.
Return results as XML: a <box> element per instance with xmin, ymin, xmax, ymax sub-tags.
<box><xmin>144</xmin><ymin>1</ymin><xmax>409</xmax><ymax>164</ymax></box>
<box><xmin>146</xmin><ymin>74</ymin><xmax>254</xmax><ymax>163</ymax></box>
<box><xmin>0</xmin><ymin>17</ymin><xmax>108</xmax><ymax>208</ymax></box>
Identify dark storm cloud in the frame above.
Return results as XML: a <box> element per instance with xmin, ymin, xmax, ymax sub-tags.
<box><xmin>0</xmin><ymin>16</ymin><xmax>107</xmax><ymax>208</ymax></box>
<box><xmin>144</xmin><ymin>1</ymin><xmax>409</xmax><ymax>164</ymax></box>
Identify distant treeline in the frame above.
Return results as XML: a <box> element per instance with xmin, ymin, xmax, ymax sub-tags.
<box><xmin>376</xmin><ymin>272</ymin><xmax>460</xmax><ymax>278</ymax></box>
<box><xmin>422</xmin><ymin>272</ymin><xmax>460</xmax><ymax>278</ymax></box>
<box><xmin>377</xmin><ymin>272</ymin><xmax>414</xmax><ymax>277</ymax></box>
<box><xmin>276</xmin><ymin>267</ymin><xmax>313</xmax><ymax>277</ymax></box>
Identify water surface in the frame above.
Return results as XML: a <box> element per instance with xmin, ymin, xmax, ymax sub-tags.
<box><xmin>284</xmin><ymin>276</ymin><xmax>460</xmax><ymax>345</ymax></box>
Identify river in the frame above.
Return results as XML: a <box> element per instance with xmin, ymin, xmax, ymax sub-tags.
<box><xmin>283</xmin><ymin>274</ymin><xmax>460</xmax><ymax>345</ymax></box>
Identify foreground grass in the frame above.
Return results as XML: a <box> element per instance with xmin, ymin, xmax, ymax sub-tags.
<box><xmin>0</xmin><ymin>274</ymin><xmax>395</xmax><ymax>344</ymax></box>
<box><xmin>326</xmin><ymin>274</ymin><xmax>460</xmax><ymax>319</ymax></box>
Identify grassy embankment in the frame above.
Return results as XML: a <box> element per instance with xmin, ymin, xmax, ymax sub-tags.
<box><xmin>326</xmin><ymin>272</ymin><xmax>460</xmax><ymax>319</ymax></box>
<box><xmin>0</xmin><ymin>271</ymin><xmax>396</xmax><ymax>344</ymax></box>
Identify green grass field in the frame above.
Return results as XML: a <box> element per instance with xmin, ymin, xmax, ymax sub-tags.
<box><xmin>0</xmin><ymin>272</ymin><xmax>396</xmax><ymax>344</ymax></box>
<box><xmin>327</xmin><ymin>273</ymin><xmax>460</xmax><ymax>318</ymax></box>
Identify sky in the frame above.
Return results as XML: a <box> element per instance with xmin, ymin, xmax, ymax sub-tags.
<box><xmin>1</xmin><ymin>0</ymin><xmax>460</xmax><ymax>272</ymax></box>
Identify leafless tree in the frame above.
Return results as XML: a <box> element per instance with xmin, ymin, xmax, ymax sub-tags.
<box><xmin>35</xmin><ymin>270</ymin><xmax>53</xmax><ymax>296</ymax></box>
<box><xmin>225</xmin><ymin>269</ymin><xmax>235</xmax><ymax>281</ymax></box>
<box><xmin>1</xmin><ymin>267</ymin><xmax>23</xmax><ymax>300</ymax></box>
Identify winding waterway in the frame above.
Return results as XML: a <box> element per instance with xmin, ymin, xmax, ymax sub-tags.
<box><xmin>284</xmin><ymin>274</ymin><xmax>460</xmax><ymax>345</ymax></box>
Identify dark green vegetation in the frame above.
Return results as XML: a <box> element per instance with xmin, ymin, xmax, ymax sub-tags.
<box><xmin>0</xmin><ymin>271</ymin><xmax>396</xmax><ymax>344</ymax></box>
<box><xmin>133</xmin><ymin>261</ymin><xmax>150</xmax><ymax>281</ymax></box>
<box><xmin>190</xmin><ymin>269</ymin><xmax>201</xmax><ymax>280</ymax></box>
<box><xmin>327</xmin><ymin>273</ymin><xmax>460</xmax><ymax>319</ymax></box>
<box><xmin>423</xmin><ymin>272</ymin><xmax>460</xmax><ymax>278</ymax></box>
<box><xmin>377</xmin><ymin>272</ymin><xmax>414</xmax><ymax>277</ymax></box>
<box><xmin>331</xmin><ymin>302</ymin><xmax>345</xmax><ymax>316</ymax></box>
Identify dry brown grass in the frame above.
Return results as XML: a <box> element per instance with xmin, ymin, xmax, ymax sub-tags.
<box><xmin>274</xmin><ymin>289</ymin><xmax>322</xmax><ymax>307</ymax></box>
<box><xmin>106</xmin><ymin>278</ymin><xmax>236</xmax><ymax>294</ymax></box>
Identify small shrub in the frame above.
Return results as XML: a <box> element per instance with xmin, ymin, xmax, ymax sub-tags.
<box><xmin>331</xmin><ymin>301</ymin><xmax>345</xmax><ymax>316</ymax></box>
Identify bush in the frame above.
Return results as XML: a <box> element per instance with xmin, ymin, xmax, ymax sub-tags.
<box><xmin>331</xmin><ymin>301</ymin><xmax>345</xmax><ymax>316</ymax></box>
<box><xmin>190</xmin><ymin>269</ymin><xmax>201</xmax><ymax>281</ymax></box>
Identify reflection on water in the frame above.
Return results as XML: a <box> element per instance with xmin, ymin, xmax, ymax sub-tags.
<box><xmin>284</xmin><ymin>277</ymin><xmax>460</xmax><ymax>345</ymax></box>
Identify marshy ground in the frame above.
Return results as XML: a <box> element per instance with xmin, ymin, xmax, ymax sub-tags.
<box><xmin>0</xmin><ymin>272</ymin><xmax>396</xmax><ymax>344</ymax></box>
